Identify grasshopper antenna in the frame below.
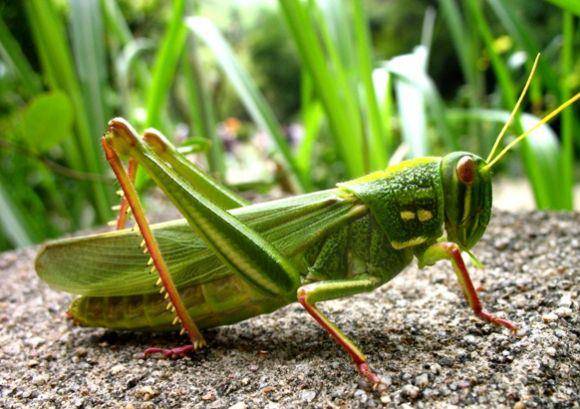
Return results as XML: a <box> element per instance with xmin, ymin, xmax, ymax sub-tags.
<box><xmin>486</xmin><ymin>53</ymin><xmax>541</xmax><ymax>163</ymax></box>
<box><xmin>485</xmin><ymin>91</ymin><xmax>580</xmax><ymax>170</ymax></box>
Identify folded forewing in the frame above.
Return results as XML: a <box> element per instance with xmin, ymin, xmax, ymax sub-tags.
<box><xmin>36</xmin><ymin>189</ymin><xmax>364</xmax><ymax>297</ymax></box>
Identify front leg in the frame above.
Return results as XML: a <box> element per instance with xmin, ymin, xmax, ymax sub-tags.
<box><xmin>297</xmin><ymin>277</ymin><xmax>383</xmax><ymax>386</ymax></box>
<box><xmin>419</xmin><ymin>242</ymin><xmax>517</xmax><ymax>332</ymax></box>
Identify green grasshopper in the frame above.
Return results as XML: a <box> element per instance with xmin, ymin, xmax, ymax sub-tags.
<box><xmin>36</xmin><ymin>56</ymin><xmax>579</xmax><ymax>386</ymax></box>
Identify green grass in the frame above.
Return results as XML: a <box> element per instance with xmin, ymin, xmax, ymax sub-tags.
<box><xmin>466</xmin><ymin>0</ymin><xmax>575</xmax><ymax>209</ymax></box>
<box><xmin>25</xmin><ymin>0</ymin><xmax>112</xmax><ymax>220</ymax></box>
<box><xmin>0</xmin><ymin>0</ymin><xmax>577</xmax><ymax>250</ymax></box>
<box><xmin>144</xmin><ymin>0</ymin><xmax>187</xmax><ymax>133</ymax></box>
<box><xmin>187</xmin><ymin>16</ymin><xmax>310</xmax><ymax>191</ymax></box>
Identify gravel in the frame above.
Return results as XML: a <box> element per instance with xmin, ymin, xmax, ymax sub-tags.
<box><xmin>0</xmin><ymin>211</ymin><xmax>578</xmax><ymax>408</ymax></box>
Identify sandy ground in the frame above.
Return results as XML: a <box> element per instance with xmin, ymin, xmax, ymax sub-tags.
<box><xmin>0</xmin><ymin>211</ymin><xmax>578</xmax><ymax>408</ymax></box>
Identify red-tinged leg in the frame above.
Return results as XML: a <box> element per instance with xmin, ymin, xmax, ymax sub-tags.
<box><xmin>421</xmin><ymin>242</ymin><xmax>517</xmax><ymax>332</ymax></box>
<box><xmin>115</xmin><ymin>157</ymin><xmax>137</xmax><ymax>230</ymax></box>
<box><xmin>102</xmin><ymin>127</ymin><xmax>206</xmax><ymax>356</ymax></box>
<box><xmin>144</xmin><ymin>344</ymin><xmax>195</xmax><ymax>359</ymax></box>
<box><xmin>297</xmin><ymin>278</ymin><xmax>384</xmax><ymax>388</ymax></box>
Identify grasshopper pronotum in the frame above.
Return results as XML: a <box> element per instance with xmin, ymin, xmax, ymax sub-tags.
<box><xmin>36</xmin><ymin>55</ymin><xmax>579</xmax><ymax>386</ymax></box>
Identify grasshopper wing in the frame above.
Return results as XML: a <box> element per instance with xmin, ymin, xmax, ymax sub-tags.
<box><xmin>36</xmin><ymin>189</ymin><xmax>362</xmax><ymax>297</ymax></box>
<box><xmin>35</xmin><ymin>219</ymin><xmax>222</xmax><ymax>297</ymax></box>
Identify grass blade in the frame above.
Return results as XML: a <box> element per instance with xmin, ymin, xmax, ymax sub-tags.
<box><xmin>488</xmin><ymin>0</ymin><xmax>560</xmax><ymax>100</ymax></box>
<box><xmin>317</xmin><ymin>0</ymin><xmax>356</xmax><ymax>72</ymax></box>
<box><xmin>279</xmin><ymin>0</ymin><xmax>365</xmax><ymax>177</ymax></box>
<box><xmin>186</xmin><ymin>16</ymin><xmax>309</xmax><ymax>191</ymax></box>
<box><xmin>311</xmin><ymin>0</ymin><xmax>367</xmax><ymax>171</ymax></box>
<box><xmin>438</xmin><ymin>0</ymin><xmax>479</xmax><ymax>92</ymax></box>
<box><xmin>386</xmin><ymin>45</ymin><xmax>459</xmax><ymax>156</ymax></box>
<box><xmin>0</xmin><ymin>15</ymin><xmax>41</xmax><ymax>97</ymax></box>
<box><xmin>114</xmin><ymin>38</ymin><xmax>153</xmax><ymax>113</ymax></box>
<box><xmin>560</xmin><ymin>11</ymin><xmax>575</xmax><ymax>209</ymax></box>
<box><xmin>543</xmin><ymin>0</ymin><xmax>580</xmax><ymax>16</ymax></box>
<box><xmin>466</xmin><ymin>0</ymin><xmax>563</xmax><ymax>209</ymax></box>
<box><xmin>388</xmin><ymin>47</ymin><xmax>429</xmax><ymax>157</ymax></box>
<box><xmin>100</xmin><ymin>0</ymin><xmax>133</xmax><ymax>43</ymax></box>
<box><xmin>0</xmin><ymin>180</ymin><xmax>34</xmax><ymax>248</ymax></box>
<box><xmin>182</xmin><ymin>36</ymin><xmax>225</xmax><ymax>177</ymax></box>
<box><xmin>70</xmin><ymin>0</ymin><xmax>109</xmax><ymax>155</ymax></box>
<box><xmin>101</xmin><ymin>0</ymin><xmax>151</xmax><ymax>106</ymax></box>
<box><xmin>372</xmin><ymin>68</ymin><xmax>395</xmax><ymax>154</ymax></box>
<box><xmin>296</xmin><ymin>70</ymin><xmax>324</xmax><ymax>177</ymax></box>
<box><xmin>145</xmin><ymin>0</ymin><xmax>187</xmax><ymax>131</ymax></box>
<box><xmin>25</xmin><ymin>0</ymin><xmax>111</xmax><ymax>222</ymax></box>
<box><xmin>352</xmin><ymin>0</ymin><xmax>390</xmax><ymax>168</ymax></box>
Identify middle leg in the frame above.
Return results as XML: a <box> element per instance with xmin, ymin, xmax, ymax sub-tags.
<box><xmin>297</xmin><ymin>277</ymin><xmax>383</xmax><ymax>386</ymax></box>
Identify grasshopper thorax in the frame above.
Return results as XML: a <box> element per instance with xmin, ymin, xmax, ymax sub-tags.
<box><xmin>441</xmin><ymin>152</ymin><xmax>492</xmax><ymax>250</ymax></box>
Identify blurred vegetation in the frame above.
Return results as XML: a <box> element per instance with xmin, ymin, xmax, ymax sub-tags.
<box><xmin>0</xmin><ymin>0</ymin><xmax>578</xmax><ymax>250</ymax></box>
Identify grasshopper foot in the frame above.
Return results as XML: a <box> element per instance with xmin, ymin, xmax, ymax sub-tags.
<box><xmin>478</xmin><ymin>310</ymin><xmax>518</xmax><ymax>333</ymax></box>
<box><xmin>357</xmin><ymin>362</ymin><xmax>387</xmax><ymax>391</ymax></box>
<box><xmin>144</xmin><ymin>340</ymin><xmax>205</xmax><ymax>359</ymax></box>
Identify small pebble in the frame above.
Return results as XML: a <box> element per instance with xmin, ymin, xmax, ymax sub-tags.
<box><xmin>457</xmin><ymin>380</ymin><xmax>471</xmax><ymax>389</ymax></box>
<box><xmin>300</xmin><ymin>390</ymin><xmax>316</xmax><ymax>402</ymax></box>
<box><xmin>136</xmin><ymin>386</ymin><xmax>158</xmax><ymax>401</ymax></box>
<box><xmin>75</xmin><ymin>347</ymin><xmax>88</xmax><ymax>358</ymax></box>
<box><xmin>494</xmin><ymin>238</ymin><xmax>509</xmax><ymax>250</ymax></box>
<box><xmin>202</xmin><ymin>391</ymin><xmax>216</xmax><ymax>401</ymax></box>
<box><xmin>558</xmin><ymin>293</ymin><xmax>572</xmax><ymax>308</ymax></box>
<box><xmin>554</xmin><ymin>307</ymin><xmax>572</xmax><ymax>318</ymax></box>
<box><xmin>32</xmin><ymin>374</ymin><xmax>49</xmax><ymax>385</ymax></box>
<box><xmin>110</xmin><ymin>364</ymin><xmax>126</xmax><ymax>375</ymax></box>
<box><xmin>401</xmin><ymin>384</ymin><xmax>420</xmax><ymax>399</ymax></box>
<box><xmin>27</xmin><ymin>359</ymin><xmax>39</xmax><ymax>368</ymax></box>
<box><xmin>415</xmin><ymin>373</ymin><xmax>430</xmax><ymax>388</ymax></box>
<box><xmin>353</xmin><ymin>389</ymin><xmax>368</xmax><ymax>403</ymax></box>
<box><xmin>228</xmin><ymin>402</ymin><xmax>247</xmax><ymax>409</ymax></box>
<box><xmin>439</xmin><ymin>356</ymin><xmax>454</xmax><ymax>367</ymax></box>
<box><xmin>261</xmin><ymin>386</ymin><xmax>274</xmax><ymax>394</ymax></box>
<box><xmin>542</xmin><ymin>312</ymin><xmax>558</xmax><ymax>323</ymax></box>
<box><xmin>27</xmin><ymin>336</ymin><xmax>45</xmax><ymax>348</ymax></box>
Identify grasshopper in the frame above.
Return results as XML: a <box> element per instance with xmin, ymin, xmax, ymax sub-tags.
<box><xmin>36</xmin><ymin>56</ymin><xmax>579</xmax><ymax>386</ymax></box>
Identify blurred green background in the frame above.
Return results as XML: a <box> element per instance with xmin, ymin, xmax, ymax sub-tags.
<box><xmin>0</xmin><ymin>0</ymin><xmax>578</xmax><ymax>251</ymax></box>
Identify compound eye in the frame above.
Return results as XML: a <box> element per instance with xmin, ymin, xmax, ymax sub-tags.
<box><xmin>456</xmin><ymin>156</ymin><xmax>475</xmax><ymax>185</ymax></box>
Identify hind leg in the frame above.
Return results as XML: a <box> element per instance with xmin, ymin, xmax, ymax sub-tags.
<box><xmin>103</xmin><ymin>124</ymin><xmax>206</xmax><ymax>354</ymax></box>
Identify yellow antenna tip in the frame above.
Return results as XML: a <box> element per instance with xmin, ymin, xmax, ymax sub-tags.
<box><xmin>486</xmin><ymin>53</ymin><xmax>541</xmax><ymax>163</ymax></box>
<box><xmin>485</xmin><ymin>91</ymin><xmax>580</xmax><ymax>170</ymax></box>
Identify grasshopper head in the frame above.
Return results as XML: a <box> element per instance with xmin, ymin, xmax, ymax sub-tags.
<box><xmin>441</xmin><ymin>152</ymin><xmax>492</xmax><ymax>250</ymax></box>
